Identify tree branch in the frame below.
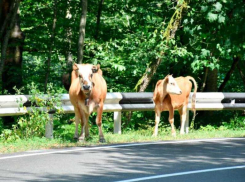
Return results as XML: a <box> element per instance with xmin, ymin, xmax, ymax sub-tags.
<box><xmin>218</xmin><ymin>57</ymin><xmax>239</xmax><ymax>92</ymax></box>
<box><xmin>236</xmin><ymin>61</ymin><xmax>245</xmax><ymax>89</ymax></box>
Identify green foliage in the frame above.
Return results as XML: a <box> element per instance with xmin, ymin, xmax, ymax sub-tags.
<box><xmin>1</xmin><ymin>128</ymin><xmax>245</xmax><ymax>154</ymax></box>
<box><xmin>199</xmin><ymin>111</ymin><xmax>245</xmax><ymax>132</ymax></box>
<box><xmin>200</xmin><ymin>124</ymin><xmax>217</xmax><ymax>132</ymax></box>
<box><xmin>0</xmin><ymin>83</ymin><xmax>63</xmax><ymax>142</ymax></box>
<box><xmin>54</xmin><ymin>122</ymin><xmax>75</xmax><ymax>141</ymax></box>
<box><xmin>222</xmin><ymin>114</ymin><xmax>245</xmax><ymax>130</ymax></box>
<box><xmin>16</xmin><ymin>0</ymin><xmax>245</xmax><ymax>94</ymax></box>
<box><xmin>0</xmin><ymin>118</ymin><xmax>3</xmax><ymax>134</ymax></box>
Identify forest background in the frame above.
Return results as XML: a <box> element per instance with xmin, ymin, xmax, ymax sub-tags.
<box><xmin>0</xmin><ymin>0</ymin><xmax>245</xmax><ymax>144</ymax></box>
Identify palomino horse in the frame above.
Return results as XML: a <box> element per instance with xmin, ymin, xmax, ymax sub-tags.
<box><xmin>69</xmin><ymin>63</ymin><xmax>107</xmax><ymax>142</ymax></box>
<box><xmin>153</xmin><ymin>75</ymin><xmax>197</xmax><ymax>136</ymax></box>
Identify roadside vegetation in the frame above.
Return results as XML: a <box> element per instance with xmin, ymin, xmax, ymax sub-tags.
<box><xmin>0</xmin><ymin>103</ymin><xmax>245</xmax><ymax>154</ymax></box>
<box><xmin>0</xmin><ymin>126</ymin><xmax>244</xmax><ymax>154</ymax></box>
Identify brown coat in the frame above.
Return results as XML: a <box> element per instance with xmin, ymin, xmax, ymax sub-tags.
<box><xmin>153</xmin><ymin>75</ymin><xmax>197</xmax><ymax>136</ymax></box>
<box><xmin>69</xmin><ymin>63</ymin><xmax>107</xmax><ymax>142</ymax></box>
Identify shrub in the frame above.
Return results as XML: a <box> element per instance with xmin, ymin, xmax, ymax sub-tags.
<box><xmin>0</xmin><ymin>83</ymin><xmax>63</xmax><ymax>142</ymax></box>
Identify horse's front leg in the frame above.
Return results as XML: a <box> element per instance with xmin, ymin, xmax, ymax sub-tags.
<box><xmin>96</xmin><ymin>103</ymin><xmax>106</xmax><ymax>143</ymax></box>
<box><xmin>74</xmin><ymin>107</ymin><xmax>81</xmax><ymax>139</ymax></box>
<box><xmin>79</xmin><ymin>111</ymin><xmax>89</xmax><ymax>141</ymax></box>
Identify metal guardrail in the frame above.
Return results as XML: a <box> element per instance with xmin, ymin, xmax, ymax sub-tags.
<box><xmin>0</xmin><ymin>92</ymin><xmax>245</xmax><ymax>138</ymax></box>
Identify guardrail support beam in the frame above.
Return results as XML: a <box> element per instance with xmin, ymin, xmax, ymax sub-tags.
<box><xmin>45</xmin><ymin>114</ymin><xmax>54</xmax><ymax>139</ymax></box>
<box><xmin>185</xmin><ymin>110</ymin><xmax>189</xmax><ymax>134</ymax></box>
<box><xmin>114</xmin><ymin>111</ymin><xmax>121</xmax><ymax>134</ymax></box>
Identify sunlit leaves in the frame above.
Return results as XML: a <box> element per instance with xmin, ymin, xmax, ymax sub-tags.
<box><xmin>213</xmin><ymin>2</ymin><xmax>222</xmax><ymax>12</ymax></box>
<box><xmin>17</xmin><ymin>0</ymin><xmax>245</xmax><ymax>94</ymax></box>
<box><xmin>207</xmin><ymin>12</ymin><xmax>218</xmax><ymax>22</ymax></box>
<box><xmin>218</xmin><ymin>15</ymin><xmax>225</xmax><ymax>23</ymax></box>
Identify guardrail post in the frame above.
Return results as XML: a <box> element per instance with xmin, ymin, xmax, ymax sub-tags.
<box><xmin>45</xmin><ymin>114</ymin><xmax>53</xmax><ymax>139</ymax></box>
<box><xmin>114</xmin><ymin>111</ymin><xmax>121</xmax><ymax>134</ymax></box>
<box><xmin>185</xmin><ymin>110</ymin><xmax>189</xmax><ymax>134</ymax></box>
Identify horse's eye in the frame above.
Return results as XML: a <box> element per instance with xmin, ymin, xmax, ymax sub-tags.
<box><xmin>79</xmin><ymin>75</ymin><xmax>82</xmax><ymax>79</ymax></box>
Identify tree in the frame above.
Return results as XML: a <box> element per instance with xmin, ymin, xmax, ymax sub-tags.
<box><xmin>62</xmin><ymin>0</ymin><xmax>88</xmax><ymax>91</ymax></box>
<box><xmin>95</xmin><ymin>0</ymin><xmax>104</xmax><ymax>39</ymax></box>
<box><xmin>134</xmin><ymin>0</ymin><xmax>188</xmax><ymax>92</ymax></box>
<box><xmin>77</xmin><ymin>0</ymin><xmax>87</xmax><ymax>63</ymax></box>
<box><xmin>0</xmin><ymin>0</ymin><xmax>24</xmax><ymax>94</ymax></box>
<box><xmin>44</xmin><ymin>0</ymin><xmax>57</xmax><ymax>92</ymax></box>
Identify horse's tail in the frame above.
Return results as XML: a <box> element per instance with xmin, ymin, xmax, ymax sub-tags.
<box><xmin>187</xmin><ymin>76</ymin><xmax>198</xmax><ymax>122</ymax></box>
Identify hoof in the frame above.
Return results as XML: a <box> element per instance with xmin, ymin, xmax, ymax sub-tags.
<box><xmin>171</xmin><ymin>132</ymin><xmax>176</xmax><ymax>137</ymax></box>
<box><xmin>99</xmin><ymin>137</ymin><xmax>106</xmax><ymax>143</ymax></box>
<box><xmin>152</xmin><ymin>134</ymin><xmax>157</xmax><ymax>137</ymax></box>
<box><xmin>180</xmin><ymin>131</ymin><xmax>185</xmax><ymax>135</ymax></box>
<box><xmin>78</xmin><ymin>136</ymin><xmax>85</xmax><ymax>142</ymax></box>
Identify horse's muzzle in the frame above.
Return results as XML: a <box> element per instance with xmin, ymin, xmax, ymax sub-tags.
<box><xmin>83</xmin><ymin>85</ymin><xmax>90</xmax><ymax>90</ymax></box>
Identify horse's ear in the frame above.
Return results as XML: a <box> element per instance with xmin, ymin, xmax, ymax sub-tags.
<box><xmin>92</xmin><ymin>64</ymin><xmax>100</xmax><ymax>73</ymax></box>
<box><xmin>164</xmin><ymin>75</ymin><xmax>169</xmax><ymax>83</ymax></box>
<box><xmin>73</xmin><ymin>63</ymin><xmax>78</xmax><ymax>71</ymax></box>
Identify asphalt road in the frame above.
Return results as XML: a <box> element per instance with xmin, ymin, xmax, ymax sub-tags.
<box><xmin>0</xmin><ymin>138</ymin><xmax>245</xmax><ymax>182</ymax></box>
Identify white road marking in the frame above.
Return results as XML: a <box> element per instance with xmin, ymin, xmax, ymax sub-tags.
<box><xmin>114</xmin><ymin>165</ymin><xmax>245</xmax><ymax>182</ymax></box>
<box><xmin>0</xmin><ymin>137</ymin><xmax>244</xmax><ymax>160</ymax></box>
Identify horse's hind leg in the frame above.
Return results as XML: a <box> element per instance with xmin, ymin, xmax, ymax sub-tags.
<box><xmin>169</xmin><ymin>107</ymin><xmax>176</xmax><ymax>137</ymax></box>
<box><xmin>153</xmin><ymin>107</ymin><xmax>161</xmax><ymax>137</ymax></box>
<box><xmin>179</xmin><ymin>105</ymin><xmax>187</xmax><ymax>134</ymax></box>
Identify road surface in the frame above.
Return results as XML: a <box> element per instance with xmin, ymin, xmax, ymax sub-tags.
<box><xmin>0</xmin><ymin>138</ymin><xmax>245</xmax><ymax>182</ymax></box>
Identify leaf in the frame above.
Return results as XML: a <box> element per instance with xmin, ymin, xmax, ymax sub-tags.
<box><xmin>113</xmin><ymin>64</ymin><xmax>126</xmax><ymax>71</ymax></box>
<box><xmin>213</xmin><ymin>2</ymin><xmax>222</xmax><ymax>12</ymax></box>
<box><xmin>201</xmin><ymin>49</ymin><xmax>210</xmax><ymax>58</ymax></box>
<box><xmin>207</xmin><ymin>12</ymin><xmax>218</xmax><ymax>22</ymax></box>
<box><xmin>218</xmin><ymin>15</ymin><xmax>225</xmax><ymax>23</ymax></box>
<box><xmin>201</xmin><ymin>6</ymin><xmax>208</xmax><ymax>12</ymax></box>
<box><xmin>183</xmin><ymin>19</ymin><xmax>188</xmax><ymax>24</ymax></box>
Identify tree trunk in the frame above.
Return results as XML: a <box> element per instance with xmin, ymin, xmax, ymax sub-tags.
<box><xmin>95</xmin><ymin>0</ymin><xmax>104</xmax><ymax>39</ymax></box>
<box><xmin>236</xmin><ymin>61</ymin><xmax>245</xmax><ymax>89</ymax></box>
<box><xmin>134</xmin><ymin>0</ymin><xmax>188</xmax><ymax>92</ymax></box>
<box><xmin>77</xmin><ymin>0</ymin><xmax>87</xmax><ymax>63</ymax></box>
<box><xmin>62</xmin><ymin>0</ymin><xmax>73</xmax><ymax>91</ymax></box>
<box><xmin>205</xmin><ymin>68</ymin><xmax>218</xmax><ymax>92</ymax></box>
<box><xmin>44</xmin><ymin>0</ymin><xmax>57</xmax><ymax>92</ymax></box>
<box><xmin>0</xmin><ymin>0</ymin><xmax>23</xmax><ymax>94</ymax></box>
<box><xmin>135</xmin><ymin>58</ymin><xmax>162</xmax><ymax>92</ymax></box>
<box><xmin>202</xmin><ymin>67</ymin><xmax>218</xmax><ymax>123</ymax></box>
<box><xmin>218</xmin><ymin>57</ymin><xmax>239</xmax><ymax>92</ymax></box>
<box><xmin>65</xmin><ymin>0</ymin><xmax>73</xmax><ymax>70</ymax></box>
<box><xmin>200</xmin><ymin>67</ymin><xmax>209</xmax><ymax>92</ymax></box>
<box><xmin>0</xmin><ymin>0</ymin><xmax>23</xmax><ymax>127</ymax></box>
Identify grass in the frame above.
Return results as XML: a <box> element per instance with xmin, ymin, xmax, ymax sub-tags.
<box><xmin>0</xmin><ymin>128</ymin><xmax>244</xmax><ymax>154</ymax></box>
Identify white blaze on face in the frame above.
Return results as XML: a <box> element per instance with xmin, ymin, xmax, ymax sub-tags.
<box><xmin>166</xmin><ymin>75</ymin><xmax>182</xmax><ymax>95</ymax></box>
<box><xmin>77</xmin><ymin>64</ymin><xmax>93</xmax><ymax>92</ymax></box>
